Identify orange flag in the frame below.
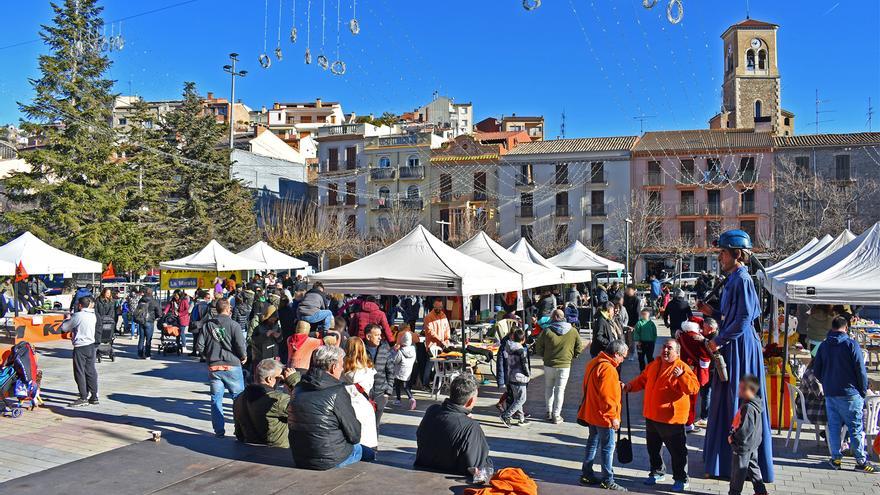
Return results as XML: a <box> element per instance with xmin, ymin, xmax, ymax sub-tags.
<box><xmin>101</xmin><ymin>262</ymin><xmax>116</xmax><ymax>280</ymax></box>
<box><xmin>15</xmin><ymin>261</ymin><xmax>28</xmax><ymax>282</ymax></box>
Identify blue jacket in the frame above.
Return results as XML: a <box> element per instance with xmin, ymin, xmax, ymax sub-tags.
<box><xmin>650</xmin><ymin>279</ymin><xmax>662</xmax><ymax>298</ymax></box>
<box><xmin>813</xmin><ymin>331</ymin><xmax>868</xmax><ymax>398</ymax></box>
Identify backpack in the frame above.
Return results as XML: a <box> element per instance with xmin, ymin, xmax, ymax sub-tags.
<box><xmin>133</xmin><ymin>300</ymin><xmax>150</xmax><ymax>326</ymax></box>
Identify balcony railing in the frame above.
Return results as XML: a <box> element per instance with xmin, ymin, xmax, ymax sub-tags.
<box><xmin>439</xmin><ymin>190</ymin><xmax>452</xmax><ymax>202</ymax></box>
<box><xmin>400</xmin><ymin>198</ymin><xmax>424</xmax><ymax>210</ymax></box>
<box><xmin>370</xmin><ymin>197</ymin><xmax>392</xmax><ymax>210</ymax></box>
<box><xmin>678</xmin><ymin>202</ymin><xmax>697</xmax><ymax>216</ymax></box>
<box><xmin>555</xmin><ymin>204</ymin><xmax>570</xmax><ymax>217</ymax></box>
<box><xmin>517</xmin><ymin>207</ymin><xmax>535</xmax><ymax>218</ymax></box>
<box><xmin>705</xmin><ymin>202</ymin><xmax>721</xmax><ymax>216</ymax></box>
<box><xmin>740</xmin><ymin>201</ymin><xmax>756</xmax><ymax>214</ymax></box>
<box><xmin>317</xmin><ymin>123</ymin><xmax>365</xmax><ymax>137</ymax></box>
<box><xmin>370</xmin><ymin>167</ymin><xmax>396</xmax><ymax>181</ymax></box>
<box><xmin>398</xmin><ymin>165</ymin><xmax>425</xmax><ymax>179</ymax></box>
<box><xmin>644</xmin><ymin>172</ymin><xmax>664</xmax><ymax>186</ymax></box>
<box><xmin>473</xmin><ymin>191</ymin><xmax>488</xmax><ymax>201</ymax></box>
<box><xmin>365</xmin><ymin>133</ymin><xmax>429</xmax><ymax>148</ymax></box>
<box><xmin>739</xmin><ymin>170</ymin><xmax>758</xmax><ymax>183</ymax></box>
<box><xmin>589</xmin><ymin>204</ymin><xmax>606</xmax><ymax>217</ymax></box>
<box><xmin>515</xmin><ymin>175</ymin><xmax>535</xmax><ymax>186</ymax></box>
<box><xmin>679</xmin><ymin>170</ymin><xmax>698</xmax><ymax>184</ymax></box>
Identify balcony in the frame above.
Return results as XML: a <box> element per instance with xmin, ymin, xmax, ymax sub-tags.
<box><xmin>588</xmin><ymin>204</ymin><xmax>606</xmax><ymax>217</ymax></box>
<box><xmin>437</xmin><ymin>190</ymin><xmax>453</xmax><ymax>202</ymax></box>
<box><xmin>678</xmin><ymin>170</ymin><xmax>698</xmax><ymax>185</ymax></box>
<box><xmin>473</xmin><ymin>191</ymin><xmax>488</xmax><ymax>201</ymax></box>
<box><xmin>554</xmin><ymin>204</ymin><xmax>572</xmax><ymax>219</ymax></box>
<box><xmin>738</xmin><ymin>170</ymin><xmax>758</xmax><ymax>184</ymax></box>
<box><xmin>317</xmin><ymin>123</ymin><xmax>365</xmax><ymax>137</ymax></box>
<box><xmin>365</xmin><ymin>133</ymin><xmax>430</xmax><ymax>148</ymax></box>
<box><xmin>516</xmin><ymin>207</ymin><xmax>535</xmax><ymax>220</ymax></box>
<box><xmin>399</xmin><ymin>198</ymin><xmax>424</xmax><ymax>210</ymax></box>
<box><xmin>370</xmin><ymin>198</ymin><xmax>392</xmax><ymax>210</ymax></box>
<box><xmin>704</xmin><ymin>202</ymin><xmax>722</xmax><ymax>216</ymax></box>
<box><xmin>678</xmin><ymin>202</ymin><xmax>697</xmax><ymax>216</ymax></box>
<box><xmin>398</xmin><ymin>165</ymin><xmax>425</xmax><ymax>180</ymax></box>
<box><xmin>740</xmin><ymin>201</ymin><xmax>756</xmax><ymax>215</ymax></box>
<box><xmin>644</xmin><ymin>173</ymin><xmax>664</xmax><ymax>186</ymax></box>
<box><xmin>370</xmin><ymin>167</ymin><xmax>396</xmax><ymax>181</ymax></box>
<box><xmin>515</xmin><ymin>175</ymin><xmax>535</xmax><ymax>189</ymax></box>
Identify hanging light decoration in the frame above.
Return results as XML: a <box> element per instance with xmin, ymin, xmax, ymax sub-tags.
<box><xmin>290</xmin><ymin>0</ymin><xmax>298</xmax><ymax>43</ymax></box>
<box><xmin>522</xmin><ymin>0</ymin><xmax>541</xmax><ymax>11</ymax></box>
<box><xmin>349</xmin><ymin>0</ymin><xmax>360</xmax><ymax>34</ymax></box>
<box><xmin>259</xmin><ymin>0</ymin><xmax>271</xmax><ymax>68</ymax></box>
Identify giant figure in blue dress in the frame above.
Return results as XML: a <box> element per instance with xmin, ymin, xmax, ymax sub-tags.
<box><xmin>699</xmin><ymin>230</ymin><xmax>774</xmax><ymax>482</ymax></box>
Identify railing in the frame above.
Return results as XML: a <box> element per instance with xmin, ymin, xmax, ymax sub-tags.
<box><xmin>317</xmin><ymin>123</ymin><xmax>365</xmax><ymax>137</ymax></box>
<box><xmin>398</xmin><ymin>165</ymin><xmax>425</xmax><ymax>179</ymax></box>
<box><xmin>589</xmin><ymin>204</ymin><xmax>606</xmax><ymax>217</ymax></box>
<box><xmin>365</xmin><ymin>133</ymin><xmax>429</xmax><ymax>148</ymax></box>
<box><xmin>555</xmin><ymin>172</ymin><xmax>569</xmax><ymax>185</ymax></box>
<box><xmin>705</xmin><ymin>202</ymin><xmax>721</xmax><ymax>216</ymax></box>
<box><xmin>740</xmin><ymin>200</ymin><xmax>756</xmax><ymax>214</ymax></box>
<box><xmin>473</xmin><ymin>191</ymin><xmax>488</xmax><ymax>201</ymax></box>
<box><xmin>370</xmin><ymin>168</ymin><xmax>396</xmax><ymax>181</ymax></box>
<box><xmin>678</xmin><ymin>202</ymin><xmax>697</xmax><ymax>216</ymax></box>
<box><xmin>400</xmin><ymin>198</ymin><xmax>424</xmax><ymax>210</ymax></box>
<box><xmin>739</xmin><ymin>170</ymin><xmax>758</xmax><ymax>183</ymax></box>
<box><xmin>555</xmin><ymin>204</ymin><xmax>570</xmax><ymax>217</ymax></box>
<box><xmin>515</xmin><ymin>175</ymin><xmax>534</xmax><ymax>186</ymax></box>
<box><xmin>679</xmin><ymin>170</ymin><xmax>698</xmax><ymax>184</ymax></box>
<box><xmin>370</xmin><ymin>198</ymin><xmax>392</xmax><ymax>210</ymax></box>
<box><xmin>644</xmin><ymin>172</ymin><xmax>664</xmax><ymax>186</ymax></box>
<box><xmin>439</xmin><ymin>190</ymin><xmax>452</xmax><ymax>202</ymax></box>
<box><xmin>517</xmin><ymin>207</ymin><xmax>535</xmax><ymax>218</ymax></box>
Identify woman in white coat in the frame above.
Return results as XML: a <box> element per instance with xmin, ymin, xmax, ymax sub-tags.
<box><xmin>342</xmin><ymin>336</ymin><xmax>379</xmax><ymax>449</ymax></box>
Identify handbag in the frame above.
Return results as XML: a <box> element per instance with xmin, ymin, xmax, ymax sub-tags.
<box><xmin>616</xmin><ymin>392</ymin><xmax>633</xmax><ymax>464</ymax></box>
<box><xmin>354</xmin><ymin>382</ymin><xmax>378</xmax><ymax>412</ymax></box>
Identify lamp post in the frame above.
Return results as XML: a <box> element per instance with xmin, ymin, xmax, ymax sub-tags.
<box><xmin>625</xmin><ymin>218</ymin><xmax>633</xmax><ymax>284</ymax></box>
<box><xmin>223</xmin><ymin>53</ymin><xmax>247</xmax><ymax>150</ymax></box>
<box><xmin>435</xmin><ymin>220</ymin><xmax>451</xmax><ymax>242</ymax></box>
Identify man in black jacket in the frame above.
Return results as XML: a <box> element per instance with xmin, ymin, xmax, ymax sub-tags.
<box><xmin>287</xmin><ymin>345</ymin><xmax>374</xmax><ymax>470</ymax></box>
<box><xmin>590</xmin><ymin>302</ymin><xmax>619</xmax><ymax>358</ymax></box>
<box><xmin>194</xmin><ymin>298</ymin><xmax>247</xmax><ymax>438</ymax></box>
<box><xmin>665</xmin><ymin>288</ymin><xmax>693</xmax><ymax>335</ymax></box>
<box><xmin>415</xmin><ymin>373</ymin><xmax>491</xmax><ymax>476</ymax></box>
<box><xmin>134</xmin><ymin>287</ymin><xmax>163</xmax><ymax>360</ymax></box>
<box><xmin>364</xmin><ymin>324</ymin><xmax>394</xmax><ymax>423</ymax></box>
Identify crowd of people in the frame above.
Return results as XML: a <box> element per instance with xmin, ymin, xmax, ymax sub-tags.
<box><xmin>49</xmin><ymin>229</ymin><xmax>880</xmax><ymax>490</ymax></box>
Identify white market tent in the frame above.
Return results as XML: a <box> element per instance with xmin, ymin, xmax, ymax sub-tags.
<box><xmin>0</xmin><ymin>231</ymin><xmax>101</xmax><ymax>275</ymax></box>
<box><xmin>236</xmin><ymin>241</ymin><xmax>309</xmax><ymax>271</ymax></box>
<box><xmin>548</xmin><ymin>240</ymin><xmax>625</xmax><ymax>272</ymax></box>
<box><xmin>160</xmin><ymin>240</ymin><xmax>266</xmax><ymax>272</ymax></box>
<box><xmin>760</xmin><ymin>234</ymin><xmax>834</xmax><ymax>286</ymax></box>
<box><xmin>756</xmin><ymin>236</ymin><xmax>819</xmax><ymax>286</ymax></box>
<box><xmin>309</xmin><ymin>225</ymin><xmax>522</xmax><ymax>296</ymax></box>
<box><xmin>508</xmin><ymin>238</ymin><xmax>591</xmax><ymax>283</ymax></box>
<box><xmin>456</xmin><ymin>232</ymin><xmax>566</xmax><ymax>290</ymax></box>
<box><xmin>766</xmin><ymin>230</ymin><xmax>856</xmax><ymax>301</ymax></box>
<box><xmin>781</xmin><ymin>222</ymin><xmax>880</xmax><ymax>305</ymax></box>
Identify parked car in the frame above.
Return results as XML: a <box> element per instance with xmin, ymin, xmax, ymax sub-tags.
<box><xmin>660</xmin><ymin>271</ymin><xmax>702</xmax><ymax>288</ymax></box>
<box><xmin>593</xmin><ymin>271</ymin><xmax>634</xmax><ymax>286</ymax></box>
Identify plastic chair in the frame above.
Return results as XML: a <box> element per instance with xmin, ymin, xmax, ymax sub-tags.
<box><xmin>860</xmin><ymin>333</ymin><xmax>880</xmax><ymax>371</ymax></box>
<box><xmin>786</xmin><ymin>382</ymin><xmax>825</xmax><ymax>453</ymax></box>
<box><xmin>864</xmin><ymin>395</ymin><xmax>880</xmax><ymax>460</ymax></box>
<box><xmin>430</xmin><ymin>357</ymin><xmax>462</xmax><ymax>400</ymax></box>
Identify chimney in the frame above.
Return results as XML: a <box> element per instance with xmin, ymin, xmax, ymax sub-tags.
<box><xmin>349</xmin><ymin>112</ymin><xmax>356</xmax><ymax>122</ymax></box>
<box><xmin>261</xmin><ymin>105</ymin><xmax>267</xmax><ymax>113</ymax></box>
<box><xmin>207</xmin><ymin>92</ymin><xmax>214</xmax><ymax>100</ymax></box>
<box><xmin>315</xmin><ymin>98</ymin><xmax>323</xmax><ymax>108</ymax></box>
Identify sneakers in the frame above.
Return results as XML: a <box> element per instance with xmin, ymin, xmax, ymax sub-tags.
<box><xmin>546</xmin><ymin>412</ymin><xmax>554</xmax><ymax>421</ymax></box>
<box><xmin>855</xmin><ymin>461</ymin><xmax>878</xmax><ymax>473</ymax></box>
<box><xmin>643</xmin><ymin>473</ymin><xmax>666</xmax><ymax>485</ymax></box>
<box><xmin>671</xmin><ymin>480</ymin><xmax>689</xmax><ymax>492</ymax></box>
<box><xmin>553</xmin><ymin>415</ymin><xmax>563</xmax><ymax>425</ymax></box>
<box><xmin>827</xmin><ymin>458</ymin><xmax>842</xmax><ymax>470</ymax></box>
<box><xmin>685</xmin><ymin>424</ymin><xmax>701</xmax><ymax>434</ymax></box>
<box><xmin>517</xmin><ymin>418</ymin><xmax>530</xmax><ymax>426</ymax></box>
<box><xmin>600</xmin><ymin>481</ymin><xmax>628</xmax><ymax>491</ymax></box>
<box><xmin>499</xmin><ymin>415</ymin><xmax>512</xmax><ymax>428</ymax></box>
<box><xmin>694</xmin><ymin>418</ymin><xmax>708</xmax><ymax>428</ymax></box>
<box><xmin>393</xmin><ymin>399</ymin><xmax>402</xmax><ymax>407</ymax></box>
<box><xmin>88</xmin><ymin>397</ymin><xmax>99</xmax><ymax>405</ymax></box>
<box><xmin>68</xmin><ymin>398</ymin><xmax>89</xmax><ymax>408</ymax></box>
<box><xmin>215</xmin><ymin>431</ymin><xmax>226</xmax><ymax>438</ymax></box>
<box><xmin>409</xmin><ymin>398</ymin><xmax>417</xmax><ymax>411</ymax></box>
<box><xmin>578</xmin><ymin>474</ymin><xmax>600</xmax><ymax>486</ymax></box>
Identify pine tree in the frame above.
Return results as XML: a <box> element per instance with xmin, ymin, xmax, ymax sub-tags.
<box><xmin>160</xmin><ymin>82</ymin><xmax>255</xmax><ymax>256</ymax></box>
<box><xmin>1</xmin><ymin>0</ymin><xmax>146</xmax><ymax>272</ymax></box>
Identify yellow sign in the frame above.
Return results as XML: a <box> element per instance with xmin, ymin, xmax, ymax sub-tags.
<box><xmin>160</xmin><ymin>270</ymin><xmax>244</xmax><ymax>290</ymax></box>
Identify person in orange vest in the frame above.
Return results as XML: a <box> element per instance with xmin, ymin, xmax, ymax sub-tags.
<box><xmin>625</xmin><ymin>339</ymin><xmax>700</xmax><ymax>492</ymax></box>
<box><xmin>576</xmin><ymin>340</ymin><xmax>628</xmax><ymax>492</ymax></box>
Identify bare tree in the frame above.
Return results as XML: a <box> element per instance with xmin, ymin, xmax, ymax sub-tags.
<box><xmin>773</xmin><ymin>156</ymin><xmax>880</xmax><ymax>257</ymax></box>
<box><xmin>260</xmin><ymin>200</ymin><xmax>352</xmax><ymax>265</ymax></box>
<box><xmin>529</xmin><ymin>216</ymin><xmax>569</xmax><ymax>257</ymax></box>
<box><xmin>607</xmin><ymin>191</ymin><xmax>668</xmax><ymax>271</ymax></box>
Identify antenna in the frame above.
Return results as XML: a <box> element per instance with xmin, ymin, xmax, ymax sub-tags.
<box><xmin>809</xmin><ymin>89</ymin><xmax>835</xmax><ymax>134</ymax></box>
<box><xmin>745</xmin><ymin>0</ymin><xmax>750</xmax><ymax>19</ymax></box>
<box><xmin>560</xmin><ymin>108</ymin><xmax>566</xmax><ymax>139</ymax></box>
<box><xmin>867</xmin><ymin>97</ymin><xmax>875</xmax><ymax>132</ymax></box>
<box><xmin>632</xmin><ymin>114</ymin><xmax>656</xmax><ymax>134</ymax></box>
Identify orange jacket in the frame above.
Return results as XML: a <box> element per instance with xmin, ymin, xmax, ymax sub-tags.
<box><xmin>627</xmin><ymin>357</ymin><xmax>700</xmax><ymax>425</ymax></box>
<box><xmin>576</xmin><ymin>352</ymin><xmax>622</xmax><ymax>428</ymax></box>
<box><xmin>463</xmin><ymin>467</ymin><xmax>538</xmax><ymax>495</ymax></box>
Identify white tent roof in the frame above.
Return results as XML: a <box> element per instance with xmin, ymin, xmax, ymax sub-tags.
<box><xmin>0</xmin><ymin>231</ymin><xmax>102</xmax><ymax>275</ymax></box>
<box><xmin>782</xmin><ymin>222</ymin><xmax>880</xmax><ymax>305</ymax></box>
<box><xmin>160</xmin><ymin>240</ymin><xmax>266</xmax><ymax>271</ymax></box>
<box><xmin>456</xmin><ymin>232</ymin><xmax>566</xmax><ymax>290</ymax></box>
<box><xmin>757</xmin><ymin>237</ymin><xmax>819</xmax><ymax>286</ymax></box>
<box><xmin>764</xmin><ymin>235</ymin><xmax>834</xmax><ymax>280</ymax></box>
<box><xmin>767</xmin><ymin>230</ymin><xmax>856</xmax><ymax>300</ymax></box>
<box><xmin>508</xmin><ymin>238</ymin><xmax>591</xmax><ymax>283</ymax></box>
<box><xmin>548</xmin><ymin>240</ymin><xmax>625</xmax><ymax>272</ymax></box>
<box><xmin>237</xmin><ymin>241</ymin><xmax>309</xmax><ymax>271</ymax></box>
<box><xmin>309</xmin><ymin>225</ymin><xmax>522</xmax><ymax>296</ymax></box>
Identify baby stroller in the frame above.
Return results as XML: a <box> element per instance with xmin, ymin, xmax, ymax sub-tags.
<box><xmin>96</xmin><ymin>319</ymin><xmax>116</xmax><ymax>363</ymax></box>
<box><xmin>158</xmin><ymin>314</ymin><xmax>182</xmax><ymax>356</ymax></box>
<box><xmin>1</xmin><ymin>341</ymin><xmax>41</xmax><ymax>418</ymax></box>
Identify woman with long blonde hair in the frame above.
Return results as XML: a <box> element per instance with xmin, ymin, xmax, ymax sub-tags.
<box><xmin>341</xmin><ymin>336</ymin><xmax>378</xmax><ymax>448</ymax></box>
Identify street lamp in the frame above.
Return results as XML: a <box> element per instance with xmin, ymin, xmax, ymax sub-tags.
<box><xmin>625</xmin><ymin>218</ymin><xmax>633</xmax><ymax>284</ymax></box>
<box><xmin>223</xmin><ymin>53</ymin><xmax>247</xmax><ymax>150</ymax></box>
<box><xmin>435</xmin><ymin>220</ymin><xmax>451</xmax><ymax>242</ymax></box>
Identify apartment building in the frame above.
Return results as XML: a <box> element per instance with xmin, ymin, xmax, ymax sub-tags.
<box><xmin>110</xmin><ymin>92</ymin><xmax>250</xmax><ymax>134</ymax></box>
<box><xmin>497</xmin><ymin>136</ymin><xmax>637</xmax><ymax>254</ymax></box>
<box><xmin>258</xmin><ymin>98</ymin><xmax>346</xmax><ymax>159</ymax></box>
<box><xmin>476</xmin><ymin>115</ymin><xmax>545</xmax><ymax>141</ymax></box>
<box><xmin>410</xmin><ymin>94</ymin><xmax>473</xmax><ymax>138</ymax></box>
<box><xmin>631</xmin><ymin>129</ymin><xmax>774</xmax><ymax>279</ymax></box>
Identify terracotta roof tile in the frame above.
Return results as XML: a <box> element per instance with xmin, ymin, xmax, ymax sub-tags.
<box><xmin>506</xmin><ymin>136</ymin><xmax>638</xmax><ymax>155</ymax></box>
<box><xmin>773</xmin><ymin>132</ymin><xmax>880</xmax><ymax>148</ymax></box>
<box><xmin>632</xmin><ymin>129</ymin><xmax>772</xmax><ymax>154</ymax></box>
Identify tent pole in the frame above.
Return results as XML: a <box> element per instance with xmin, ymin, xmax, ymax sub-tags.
<box><xmin>778</xmin><ymin>296</ymin><xmax>790</xmax><ymax>434</ymax></box>
<box><xmin>12</xmin><ymin>276</ymin><xmax>19</xmax><ymax>317</ymax></box>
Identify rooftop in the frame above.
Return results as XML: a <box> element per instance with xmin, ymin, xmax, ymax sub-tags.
<box><xmin>506</xmin><ymin>136</ymin><xmax>638</xmax><ymax>155</ymax></box>
<box><xmin>773</xmin><ymin>132</ymin><xmax>880</xmax><ymax>148</ymax></box>
<box><xmin>721</xmin><ymin>18</ymin><xmax>778</xmax><ymax>38</ymax></box>
<box><xmin>633</xmin><ymin>129</ymin><xmax>773</xmax><ymax>154</ymax></box>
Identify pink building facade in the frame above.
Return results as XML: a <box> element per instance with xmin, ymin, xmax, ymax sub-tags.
<box><xmin>630</xmin><ymin>129</ymin><xmax>774</xmax><ymax>280</ymax></box>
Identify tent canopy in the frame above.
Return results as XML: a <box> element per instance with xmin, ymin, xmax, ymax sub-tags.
<box><xmin>757</xmin><ymin>237</ymin><xmax>819</xmax><ymax>286</ymax></box>
<box><xmin>508</xmin><ymin>238</ymin><xmax>591</xmax><ymax>283</ymax></box>
<box><xmin>763</xmin><ymin>235</ymin><xmax>833</xmax><ymax>281</ymax></box>
<box><xmin>160</xmin><ymin>240</ymin><xmax>266</xmax><ymax>271</ymax></box>
<box><xmin>237</xmin><ymin>241</ymin><xmax>309</xmax><ymax>271</ymax></box>
<box><xmin>456</xmin><ymin>232</ymin><xmax>566</xmax><ymax>290</ymax></box>
<box><xmin>0</xmin><ymin>231</ymin><xmax>102</xmax><ymax>275</ymax></box>
<box><xmin>309</xmin><ymin>225</ymin><xmax>522</xmax><ymax>296</ymax></box>
<box><xmin>767</xmin><ymin>230</ymin><xmax>855</xmax><ymax>300</ymax></box>
<box><xmin>548</xmin><ymin>240</ymin><xmax>625</xmax><ymax>272</ymax></box>
<box><xmin>782</xmin><ymin>223</ymin><xmax>880</xmax><ymax>305</ymax></box>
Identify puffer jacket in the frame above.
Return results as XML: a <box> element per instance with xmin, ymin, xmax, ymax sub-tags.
<box><xmin>297</xmin><ymin>289</ymin><xmax>327</xmax><ymax>318</ymax></box>
<box><xmin>348</xmin><ymin>301</ymin><xmax>393</xmax><ymax>343</ymax></box>
<box><xmin>365</xmin><ymin>341</ymin><xmax>394</xmax><ymax>398</ymax></box>
<box><xmin>232</xmin><ymin>290</ymin><xmax>254</xmax><ymax>330</ymax></box>
<box><xmin>287</xmin><ymin>369</ymin><xmax>361</xmax><ymax>470</ymax></box>
<box><xmin>95</xmin><ymin>297</ymin><xmax>116</xmax><ymax>328</ymax></box>
<box><xmin>392</xmin><ymin>345</ymin><xmax>417</xmax><ymax>381</ymax></box>
<box><xmin>590</xmin><ymin>311</ymin><xmax>618</xmax><ymax>358</ymax></box>
<box><xmin>500</xmin><ymin>340</ymin><xmax>530</xmax><ymax>385</ymax></box>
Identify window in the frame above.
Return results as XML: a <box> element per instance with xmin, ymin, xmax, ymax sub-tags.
<box><xmin>739</xmin><ymin>157</ymin><xmax>756</xmax><ymax>182</ymax></box>
<box><xmin>555</xmin><ymin>191</ymin><xmax>569</xmax><ymax>216</ymax></box>
<box><xmin>118</xmin><ymin>117</ymin><xmax>127</xmax><ymax>126</ymax></box>
<box><xmin>648</xmin><ymin>190</ymin><xmax>662</xmax><ymax>210</ymax></box>
<box><xmin>784</xmin><ymin>117</ymin><xmax>791</xmax><ymax>126</ymax></box>
<box><xmin>707</xmin><ymin>190</ymin><xmax>721</xmax><ymax>215</ymax></box>
<box><xmin>517</xmin><ymin>164</ymin><xmax>533</xmax><ymax>185</ymax></box>
<box><xmin>473</xmin><ymin>172</ymin><xmax>487</xmax><ymax>201</ymax></box>
<box><xmin>440</xmin><ymin>174</ymin><xmax>452</xmax><ymax>201</ymax></box>
<box><xmin>754</xmin><ymin>100</ymin><xmax>762</xmax><ymax>119</ymax></box>
<box><xmin>590</xmin><ymin>190</ymin><xmax>605</xmax><ymax>216</ymax></box>
<box><xmin>680</xmin><ymin>190</ymin><xmax>695</xmax><ymax>215</ymax></box>
<box><xmin>346</xmin><ymin>146</ymin><xmax>357</xmax><ymax>169</ymax></box>
<box><xmin>591</xmin><ymin>224</ymin><xmax>605</xmax><ymax>250</ymax></box>
<box><xmin>680</xmin><ymin>221</ymin><xmax>695</xmax><ymax>245</ymax></box>
<box><xmin>591</xmin><ymin>162</ymin><xmax>605</xmax><ymax>183</ymax></box>
<box><xmin>378</xmin><ymin>186</ymin><xmax>390</xmax><ymax>199</ymax></box>
<box><xmin>345</xmin><ymin>182</ymin><xmax>356</xmax><ymax>206</ymax></box>
<box><xmin>706</xmin><ymin>158</ymin><xmax>722</xmax><ymax>181</ymax></box>
<box><xmin>706</xmin><ymin>220</ymin><xmax>722</xmax><ymax>243</ymax></box>
<box><xmin>378</xmin><ymin>157</ymin><xmax>391</xmax><ymax>168</ymax></box>
<box><xmin>758</xmin><ymin>49</ymin><xmax>767</xmax><ymax>70</ymax></box>
<box><xmin>647</xmin><ymin>161</ymin><xmax>662</xmax><ymax>185</ymax></box>
<box><xmin>740</xmin><ymin>220</ymin><xmax>756</xmax><ymax>241</ymax></box>
<box><xmin>835</xmin><ymin>155</ymin><xmax>851</xmax><ymax>181</ymax></box>
<box><xmin>520</xmin><ymin>193</ymin><xmax>534</xmax><ymax>217</ymax></box>
<box><xmin>795</xmin><ymin>156</ymin><xmax>810</xmax><ymax>175</ymax></box>
<box><xmin>407</xmin><ymin>155</ymin><xmax>420</xmax><ymax>168</ymax></box>
<box><xmin>741</xmin><ymin>190</ymin><xmax>755</xmax><ymax>214</ymax></box>
<box><xmin>556</xmin><ymin>224</ymin><xmax>569</xmax><ymax>243</ymax></box>
<box><xmin>679</xmin><ymin>159</ymin><xmax>695</xmax><ymax>183</ymax></box>
<box><xmin>407</xmin><ymin>185</ymin><xmax>420</xmax><ymax>199</ymax></box>
<box><xmin>746</xmin><ymin>49</ymin><xmax>755</xmax><ymax>70</ymax></box>
<box><xmin>346</xmin><ymin>215</ymin><xmax>356</xmax><ymax>231</ymax></box>
<box><xmin>328</xmin><ymin>183</ymin><xmax>338</xmax><ymax>205</ymax></box>
<box><xmin>328</xmin><ymin>148</ymin><xmax>339</xmax><ymax>171</ymax></box>
<box><xmin>555</xmin><ymin>163</ymin><xmax>569</xmax><ymax>184</ymax></box>
<box><xmin>300</xmin><ymin>116</ymin><xmax>312</xmax><ymax>123</ymax></box>
<box><xmin>378</xmin><ymin>215</ymin><xmax>391</xmax><ymax>233</ymax></box>
<box><xmin>520</xmin><ymin>225</ymin><xmax>533</xmax><ymax>241</ymax></box>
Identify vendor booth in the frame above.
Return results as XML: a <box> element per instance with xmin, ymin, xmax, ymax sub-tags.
<box><xmin>457</xmin><ymin>232</ymin><xmax>567</xmax><ymax>290</ymax></box>
<box><xmin>159</xmin><ymin>240</ymin><xmax>266</xmax><ymax>290</ymax></box>
<box><xmin>508</xmin><ymin>238</ymin><xmax>591</xmax><ymax>283</ymax></box>
<box><xmin>236</xmin><ymin>241</ymin><xmax>309</xmax><ymax>272</ymax></box>
<box><xmin>548</xmin><ymin>240</ymin><xmax>625</xmax><ymax>272</ymax></box>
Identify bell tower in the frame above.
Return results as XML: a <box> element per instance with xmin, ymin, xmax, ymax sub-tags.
<box><xmin>711</xmin><ymin>19</ymin><xmax>794</xmax><ymax>136</ymax></box>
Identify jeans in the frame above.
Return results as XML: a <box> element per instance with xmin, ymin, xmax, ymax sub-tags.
<box><xmin>335</xmin><ymin>443</ymin><xmax>376</xmax><ymax>468</ymax></box>
<box><xmin>646</xmin><ymin>419</ymin><xmax>689</xmax><ymax>482</ymax></box>
<box><xmin>72</xmin><ymin>344</ymin><xmax>98</xmax><ymax>400</ymax></box>
<box><xmin>728</xmin><ymin>449</ymin><xmax>766</xmax><ymax>495</ymax></box>
<box><xmin>301</xmin><ymin>310</ymin><xmax>334</xmax><ymax>331</ymax></box>
<box><xmin>129</xmin><ymin>319</ymin><xmax>139</xmax><ymax>339</ymax></box>
<box><xmin>394</xmin><ymin>378</ymin><xmax>413</xmax><ymax>400</ymax></box>
<box><xmin>826</xmin><ymin>395</ymin><xmax>867</xmax><ymax>464</ymax></box>
<box><xmin>544</xmin><ymin>366</ymin><xmax>570</xmax><ymax>418</ymax></box>
<box><xmin>137</xmin><ymin>321</ymin><xmax>154</xmax><ymax>357</ymax></box>
<box><xmin>582</xmin><ymin>425</ymin><xmax>616</xmax><ymax>483</ymax></box>
<box><xmin>699</xmin><ymin>382</ymin><xmax>712</xmax><ymax>420</ymax></box>
<box><xmin>209</xmin><ymin>367</ymin><xmax>245</xmax><ymax>435</ymax></box>
<box><xmin>637</xmin><ymin>340</ymin><xmax>655</xmax><ymax>371</ymax></box>
<box><xmin>502</xmin><ymin>383</ymin><xmax>527</xmax><ymax>420</ymax></box>
<box><xmin>177</xmin><ymin>325</ymin><xmax>188</xmax><ymax>348</ymax></box>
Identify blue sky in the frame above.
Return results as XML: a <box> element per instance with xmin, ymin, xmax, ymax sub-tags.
<box><xmin>1</xmin><ymin>0</ymin><xmax>878</xmax><ymax>137</ymax></box>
